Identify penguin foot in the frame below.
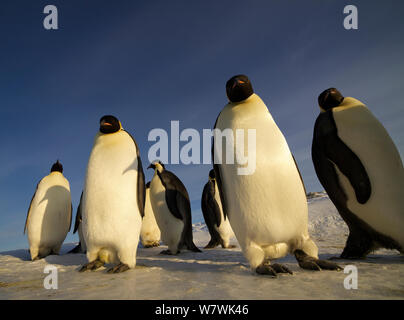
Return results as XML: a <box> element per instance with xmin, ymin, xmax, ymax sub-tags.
<box><xmin>204</xmin><ymin>239</ymin><xmax>220</xmax><ymax>249</ymax></box>
<box><xmin>79</xmin><ymin>260</ymin><xmax>104</xmax><ymax>272</ymax></box>
<box><xmin>294</xmin><ymin>250</ymin><xmax>342</xmax><ymax>271</ymax></box>
<box><xmin>255</xmin><ymin>262</ymin><xmax>293</xmax><ymax>277</ymax></box>
<box><xmin>329</xmin><ymin>255</ymin><xmax>364</xmax><ymax>261</ymax></box>
<box><xmin>271</xmin><ymin>263</ymin><xmax>293</xmax><ymax>274</ymax></box>
<box><xmin>143</xmin><ymin>242</ymin><xmax>160</xmax><ymax>248</ymax></box>
<box><xmin>160</xmin><ymin>249</ymin><xmax>178</xmax><ymax>255</ymax></box>
<box><xmin>340</xmin><ymin>252</ymin><xmax>368</xmax><ymax>260</ymax></box>
<box><xmin>107</xmin><ymin>263</ymin><xmax>130</xmax><ymax>274</ymax></box>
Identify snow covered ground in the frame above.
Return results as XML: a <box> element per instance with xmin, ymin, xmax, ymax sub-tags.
<box><xmin>1</xmin><ymin>195</ymin><xmax>403</xmax><ymax>300</ymax></box>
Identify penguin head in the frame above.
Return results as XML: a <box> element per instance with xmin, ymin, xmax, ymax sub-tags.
<box><xmin>208</xmin><ymin>169</ymin><xmax>215</xmax><ymax>181</ymax></box>
<box><xmin>318</xmin><ymin>88</ymin><xmax>344</xmax><ymax>111</ymax></box>
<box><xmin>226</xmin><ymin>74</ymin><xmax>254</xmax><ymax>103</ymax></box>
<box><xmin>145</xmin><ymin>181</ymin><xmax>151</xmax><ymax>189</ymax></box>
<box><xmin>50</xmin><ymin>160</ymin><xmax>63</xmax><ymax>174</ymax></box>
<box><xmin>147</xmin><ymin>161</ymin><xmax>165</xmax><ymax>172</ymax></box>
<box><xmin>99</xmin><ymin>115</ymin><xmax>122</xmax><ymax>134</ymax></box>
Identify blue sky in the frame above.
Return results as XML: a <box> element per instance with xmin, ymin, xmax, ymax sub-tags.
<box><xmin>1</xmin><ymin>1</ymin><xmax>403</xmax><ymax>251</ymax></box>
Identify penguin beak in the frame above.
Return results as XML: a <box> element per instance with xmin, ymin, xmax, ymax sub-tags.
<box><xmin>232</xmin><ymin>79</ymin><xmax>245</xmax><ymax>88</ymax></box>
<box><xmin>101</xmin><ymin>121</ymin><xmax>112</xmax><ymax>127</ymax></box>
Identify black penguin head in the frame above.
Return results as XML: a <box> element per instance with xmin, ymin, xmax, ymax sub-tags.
<box><xmin>208</xmin><ymin>169</ymin><xmax>215</xmax><ymax>181</ymax></box>
<box><xmin>145</xmin><ymin>181</ymin><xmax>151</xmax><ymax>189</ymax></box>
<box><xmin>50</xmin><ymin>160</ymin><xmax>63</xmax><ymax>173</ymax></box>
<box><xmin>99</xmin><ymin>115</ymin><xmax>122</xmax><ymax>134</ymax></box>
<box><xmin>226</xmin><ymin>74</ymin><xmax>254</xmax><ymax>103</ymax></box>
<box><xmin>318</xmin><ymin>88</ymin><xmax>344</xmax><ymax>111</ymax></box>
<box><xmin>147</xmin><ymin>161</ymin><xmax>165</xmax><ymax>171</ymax></box>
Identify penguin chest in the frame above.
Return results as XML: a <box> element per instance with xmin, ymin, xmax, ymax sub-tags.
<box><xmin>215</xmin><ymin>96</ymin><xmax>307</xmax><ymax>244</ymax></box>
<box><xmin>83</xmin><ymin>132</ymin><xmax>141</xmax><ymax>245</ymax></box>
<box><xmin>332</xmin><ymin>105</ymin><xmax>404</xmax><ymax>245</ymax></box>
<box><xmin>149</xmin><ymin>175</ymin><xmax>184</xmax><ymax>246</ymax></box>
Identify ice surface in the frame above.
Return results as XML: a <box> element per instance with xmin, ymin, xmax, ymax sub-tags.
<box><xmin>1</xmin><ymin>196</ymin><xmax>403</xmax><ymax>299</ymax></box>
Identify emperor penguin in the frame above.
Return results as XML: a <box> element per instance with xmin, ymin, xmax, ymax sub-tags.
<box><xmin>312</xmin><ymin>88</ymin><xmax>404</xmax><ymax>258</ymax></box>
<box><xmin>140</xmin><ymin>182</ymin><xmax>161</xmax><ymax>248</ymax></box>
<box><xmin>79</xmin><ymin>115</ymin><xmax>145</xmax><ymax>273</ymax></box>
<box><xmin>24</xmin><ymin>160</ymin><xmax>72</xmax><ymax>261</ymax></box>
<box><xmin>201</xmin><ymin>169</ymin><xmax>235</xmax><ymax>249</ymax></box>
<box><xmin>148</xmin><ymin>161</ymin><xmax>201</xmax><ymax>254</ymax></box>
<box><xmin>68</xmin><ymin>192</ymin><xmax>87</xmax><ymax>254</ymax></box>
<box><xmin>213</xmin><ymin>75</ymin><xmax>341</xmax><ymax>276</ymax></box>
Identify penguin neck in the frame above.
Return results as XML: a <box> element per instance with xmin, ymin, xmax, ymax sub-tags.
<box><xmin>333</xmin><ymin>97</ymin><xmax>366</xmax><ymax>113</ymax></box>
<box><xmin>225</xmin><ymin>93</ymin><xmax>272</xmax><ymax>120</ymax></box>
<box><xmin>228</xmin><ymin>93</ymin><xmax>257</xmax><ymax>107</ymax></box>
<box><xmin>153</xmin><ymin>168</ymin><xmax>163</xmax><ymax>177</ymax></box>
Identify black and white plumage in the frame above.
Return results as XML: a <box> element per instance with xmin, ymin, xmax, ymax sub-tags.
<box><xmin>201</xmin><ymin>169</ymin><xmax>235</xmax><ymax>249</ymax></box>
<box><xmin>25</xmin><ymin>160</ymin><xmax>72</xmax><ymax>260</ymax></box>
<box><xmin>312</xmin><ymin>88</ymin><xmax>404</xmax><ymax>258</ymax></box>
<box><xmin>212</xmin><ymin>75</ymin><xmax>341</xmax><ymax>276</ymax></box>
<box><xmin>79</xmin><ymin>115</ymin><xmax>145</xmax><ymax>274</ymax></box>
<box><xmin>148</xmin><ymin>161</ymin><xmax>201</xmax><ymax>254</ymax></box>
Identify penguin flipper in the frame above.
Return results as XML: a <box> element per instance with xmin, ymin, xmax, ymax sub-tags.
<box><xmin>206</xmin><ymin>180</ymin><xmax>222</xmax><ymax>227</ymax></box>
<box><xmin>125</xmin><ymin>130</ymin><xmax>146</xmax><ymax>218</ymax></box>
<box><xmin>292</xmin><ymin>154</ymin><xmax>306</xmax><ymax>195</ymax></box>
<box><xmin>24</xmin><ymin>180</ymin><xmax>40</xmax><ymax>234</ymax></box>
<box><xmin>136</xmin><ymin>153</ymin><xmax>146</xmax><ymax>218</ymax></box>
<box><xmin>212</xmin><ymin>112</ymin><xmax>230</xmax><ymax>220</ymax></box>
<box><xmin>157</xmin><ymin>170</ymin><xmax>188</xmax><ymax>221</ymax></box>
<box><xmin>201</xmin><ymin>181</ymin><xmax>223</xmax><ymax>246</ymax></box>
<box><xmin>73</xmin><ymin>192</ymin><xmax>83</xmax><ymax>234</ymax></box>
<box><xmin>157</xmin><ymin>170</ymin><xmax>201</xmax><ymax>253</ymax></box>
<box><xmin>69</xmin><ymin>203</ymin><xmax>73</xmax><ymax>232</ymax></box>
<box><xmin>313</xmin><ymin>112</ymin><xmax>371</xmax><ymax>204</ymax></box>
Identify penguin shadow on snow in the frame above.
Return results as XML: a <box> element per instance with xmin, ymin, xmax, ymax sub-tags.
<box><xmin>37</xmin><ymin>185</ymin><xmax>71</xmax><ymax>252</ymax></box>
<box><xmin>0</xmin><ymin>249</ymin><xmax>31</xmax><ymax>261</ymax></box>
<box><xmin>330</xmin><ymin>252</ymin><xmax>404</xmax><ymax>265</ymax></box>
<box><xmin>137</xmin><ymin>245</ymin><xmax>251</xmax><ymax>274</ymax></box>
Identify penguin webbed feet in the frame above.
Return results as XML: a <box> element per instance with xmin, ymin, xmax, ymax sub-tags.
<box><xmin>294</xmin><ymin>250</ymin><xmax>342</xmax><ymax>271</ymax></box>
<box><xmin>79</xmin><ymin>259</ymin><xmax>104</xmax><ymax>272</ymax></box>
<box><xmin>204</xmin><ymin>239</ymin><xmax>220</xmax><ymax>249</ymax></box>
<box><xmin>255</xmin><ymin>261</ymin><xmax>293</xmax><ymax>277</ymax></box>
<box><xmin>107</xmin><ymin>263</ymin><xmax>130</xmax><ymax>274</ymax></box>
<box><xmin>160</xmin><ymin>249</ymin><xmax>178</xmax><ymax>255</ymax></box>
<box><xmin>143</xmin><ymin>242</ymin><xmax>160</xmax><ymax>248</ymax></box>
